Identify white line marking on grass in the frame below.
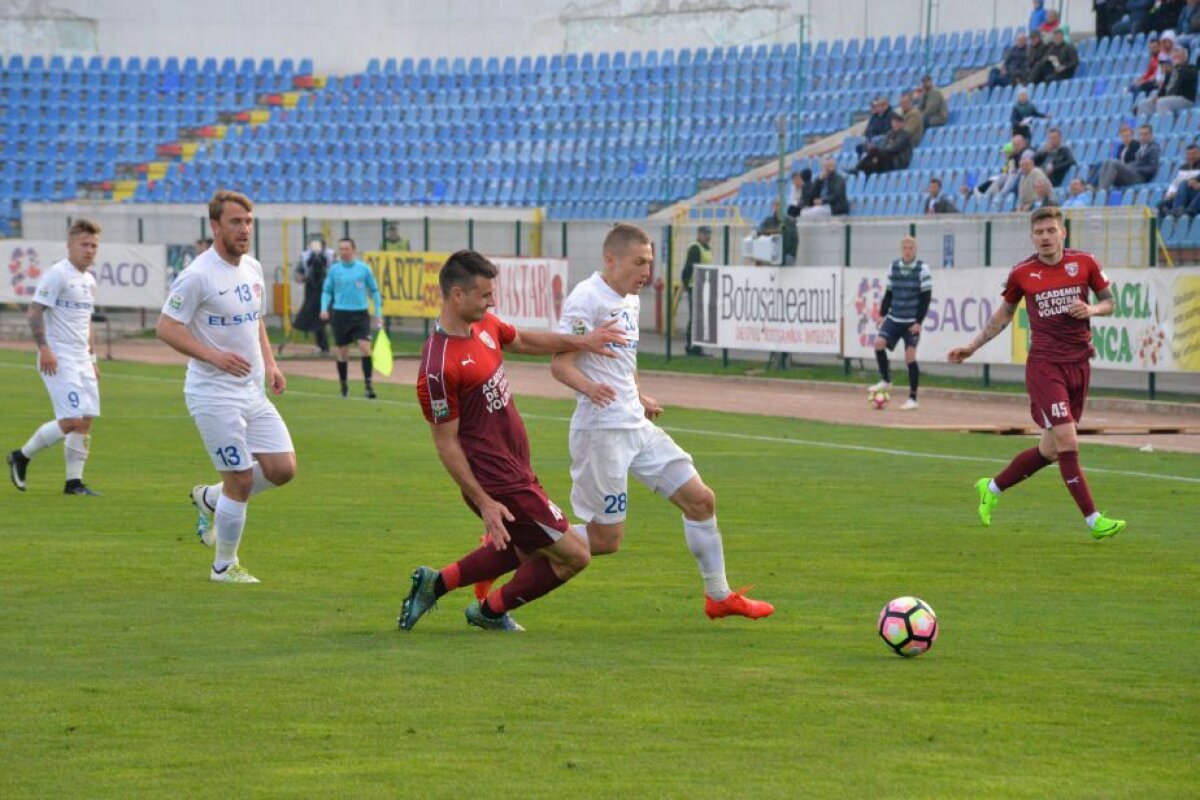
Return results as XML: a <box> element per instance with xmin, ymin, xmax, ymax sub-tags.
<box><xmin>5</xmin><ymin>362</ymin><xmax>1196</xmax><ymax>484</ymax></box>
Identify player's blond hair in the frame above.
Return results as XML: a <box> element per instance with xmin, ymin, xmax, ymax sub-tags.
<box><xmin>603</xmin><ymin>223</ymin><xmax>652</xmax><ymax>256</ymax></box>
<box><xmin>68</xmin><ymin>218</ymin><xmax>102</xmax><ymax>237</ymax></box>
<box><xmin>900</xmin><ymin>235</ymin><xmax>917</xmax><ymax>246</ymax></box>
<box><xmin>208</xmin><ymin>190</ymin><xmax>254</xmax><ymax>221</ymax></box>
<box><xmin>1029</xmin><ymin>206</ymin><xmax>1063</xmax><ymax>227</ymax></box>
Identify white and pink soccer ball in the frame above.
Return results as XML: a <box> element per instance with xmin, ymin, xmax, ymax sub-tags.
<box><xmin>878</xmin><ymin>596</ymin><xmax>939</xmax><ymax>657</ymax></box>
<box><xmin>869</xmin><ymin>389</ymin><xmax>890</xmax><ymax>410</ymax></box>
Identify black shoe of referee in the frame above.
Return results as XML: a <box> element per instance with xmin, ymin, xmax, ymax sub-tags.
<box><xmin>364</xmin><ymin>384</ymin><xmax>377</xmax><ymax>400</ymax></box>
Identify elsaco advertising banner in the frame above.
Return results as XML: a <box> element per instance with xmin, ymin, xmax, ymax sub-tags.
<box><xmin>2</xmin><ymin>240</ymin><xmax>168</xmax><ymax>309</ymax></box>
<box><xmin>363</xmin><ymin>250</ymin><xmax>449</xmax><ymax>319</ymax></box>
<box><xmin>842</xmin><ymin>267</ymin><xmax>1013</xmax><ymax>364</ymax></box>
<box><xmin>691</xmin><ymin>265</ymin><xmax>841</xmax><ymax>353</ymax></box>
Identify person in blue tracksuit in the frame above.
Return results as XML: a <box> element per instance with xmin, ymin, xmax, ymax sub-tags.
<box><xmin>320</xmin><ymin>238</ymin><xmax>383</xmax><ymax>398</ymax></box>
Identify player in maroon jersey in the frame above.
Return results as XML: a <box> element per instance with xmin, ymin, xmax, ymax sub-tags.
<box><xmin>399</xmin><ymin>250</ymin><xmax>625</xmax><ymax>632</ymax></box>
<box><xmin>948</xmin><ymin>207</ymin><xmax>1126</xmax><ymax>539</ymax></box>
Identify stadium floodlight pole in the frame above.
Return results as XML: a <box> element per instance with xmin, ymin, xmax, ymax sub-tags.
<box><xmin>776</xmin><ymin>114</ymin><xmax>786</xmax><ymax>231</ymax></box>
<box><xmin>923</xmin><ymin>0</ymin><xmax>936</xmax><ymax>77</ymax></box>
<box><xmin>794</xmin><ymin>15</ymin><xmax>806</xmax><ymax>152</ymax></box>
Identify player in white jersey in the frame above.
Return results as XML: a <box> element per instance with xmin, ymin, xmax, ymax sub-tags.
<box><xmin>8</xmin><ymin>219</ymin><xmax>104</xmax><ymax>495</ymax></box>
<box><xmin>551</xmin><ymin>223</ymin><xmax>775</xmax><ymax>621</ymax></box>
<box><xmin>156</xmin><ymin>191</ymin><xmax>296</xmax><ymax>584</ymax></box>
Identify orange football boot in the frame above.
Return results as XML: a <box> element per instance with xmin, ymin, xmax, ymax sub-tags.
<box><xmin>705</xmin><ymin>587</ymin><xmax>775</xmax><ymax>620</ymax></box>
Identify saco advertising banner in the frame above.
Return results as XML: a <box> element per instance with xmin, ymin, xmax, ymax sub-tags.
<box><xmin>691</xmin><ymin>265</ymin><xmax>841</xmax><ymax>354</ymax></box>
<box><xmin>2</xmin><ymin>240</ymin><xmax>168</xmax><ymax>309</ymax></box>
<box><xmin>489</xmin><ymin>257</ymin><xmax>568</xmax><ymax>330</ymax></box>
<box><xmin>843</xmin><ymin>267</ymin><xmax>1012</xmax><ymax>364</ymax></box>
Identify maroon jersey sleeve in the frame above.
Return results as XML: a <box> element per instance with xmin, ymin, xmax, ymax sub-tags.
<box><xmin>1001</xmin><ymin>267</ymin><xmax>1025</xmax><ymax>305</ymax></box>
<box><xmin>416</xmin><ymin>334</ymin><xmax>460</xmax><ymax>425</ymax></box>
<box><xmin>484</xmin><ymin>312</ymin><xmax>517</xmax><ymax>348</ymax></box>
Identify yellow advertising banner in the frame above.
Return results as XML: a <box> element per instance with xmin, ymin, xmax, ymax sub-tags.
<box><xmin>363</xmin><ymin>250</ymin><xmax>449</xmax><ymax>319</ymax></box>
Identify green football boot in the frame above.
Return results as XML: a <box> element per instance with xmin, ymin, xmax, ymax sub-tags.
<box><xmin>1089</xmin><ymin>514</ymin><xmax>1126</xmax><ymax>540</ymax></box>
<box><xmin>398</xmin><ymin>566</ymin><xmax>439</xmax><ymax>631</ymax></box>
<box><xmin>975</xmin><ymin>478</ymin><xmax>999</xmax><ymax>527</ymax></box>
<box><xmin>464</xmin><ymin>601</ymin><xmax>525</xmax><ymax>632</ymax></box>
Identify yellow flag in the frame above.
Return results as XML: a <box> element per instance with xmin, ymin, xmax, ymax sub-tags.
<box><xmin>371</xmin><ymin>329</ymin><xmax>394</xmax><ymax>377</ymax></box>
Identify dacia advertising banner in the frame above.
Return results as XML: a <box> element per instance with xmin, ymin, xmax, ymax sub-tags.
<box><xmin>1082</xmin><ymin>267</ymin><xmax>1200</xmax><ymax>373</ymax></box>
<box><xmin>2</xmin><ymin>240</ymin><xmax>168</xmax><ymax>309</ymax></box>
<box><xmin>692</xmin><ymin>265</ymin><xmax>841</xmax><ymax>353</ymax></box>
<box><xmin>363</xmin><ymin>250</ymin><xmax>449</xmax><ymax>319</ymax></box>
<box><xmin>843</xmin><ymin>267</ymin><xmax>1012</xmax><ymax>364</ymax></box>
<box><xmin>489</xmin><ymin>258</ymin><xmax>568</xmax><ymax>330</ymax></box>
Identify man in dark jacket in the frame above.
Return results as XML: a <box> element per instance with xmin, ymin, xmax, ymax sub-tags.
<box><xmin>802</xmin><ymin>156</ymin><xmax>850</xmax><ymax>217</ymax></box>
<box><xmin>1137</xmin><ymin>46</ymin><xmax>1197</xmax><ymax>113</ymax></box>
<box><xmin>1021</xmin><ymin>30</ymin><xmax>1047</xmax><ymax>83</ymax></box>
<box><xmin>1033</xmin><ymin>127</ymin><xmax>1077</xmax><ymax>187</ymax></box>
<box><xmin>922</xmin><ymin>178</ymin><xmax>959</xmax><ymax>213</ymax></box>
<box><xmin>989</xmin><ymin>32</ymin><xmax>1028</xmax><ymax>88</ymax></box>
<box><xmin>1030</xmin><ymin>29</ymin><xmax>1079</xmax><ymax>83</ymax></box>
<box><xmin>857</xmin><ymin>96</ymin><xmax>894</xmax><ymax>154</ymax></box>
<box><xmin>853</xmin><ymin>114</ymin><xmax>913</xmax><ymax>176</ymax></box>
<box><xmin>1098</xmin><ymin>124</ymin><xmax>1161</xmax><ymax>189</ymax></box>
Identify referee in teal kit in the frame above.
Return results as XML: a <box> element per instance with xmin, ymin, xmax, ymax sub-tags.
<box><xmin>320</xmin><ymin>238</ymin><xmax>383</xmax><ymax>398</ymax></box>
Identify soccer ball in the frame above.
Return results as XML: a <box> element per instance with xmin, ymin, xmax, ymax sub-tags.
<box><xmin>878</xmin><ymin>596</ymin><xmax>939</xmax><ymax>657</ymax></box>
<box><xmin>869</xmin><ymin>389</ymin><xmax>890</xmax><ymax>410</ymax></box>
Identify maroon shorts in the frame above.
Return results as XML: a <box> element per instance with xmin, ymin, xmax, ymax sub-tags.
<box><xmin>1026</xmin><ymin>359</ymin><xmax>1090</xmax><ymax>429</ymax></box>
<box><xmin>465</xmin><ymin>482</ymin><xmax>570</xmax><ymax>552</ymax></box>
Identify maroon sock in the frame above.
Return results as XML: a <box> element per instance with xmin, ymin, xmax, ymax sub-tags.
<box><xmin>994</xmin><ymin>446</ymin><xmax>1052</xmax><ymax>491</ymax></box>
<box><xmin>441</xmin><ymin>545</ymin><xmax>520</xmax><ymax>592</ymax></box>
<box><xmin>1056</xmin><ymin>450</ymin><xmax>1097</xmax><ymax>517</ymax></box>
<box><xmin>485</xmin><ymin>556</ymin><xmax>565</xmax><ymax>614</ymax></box>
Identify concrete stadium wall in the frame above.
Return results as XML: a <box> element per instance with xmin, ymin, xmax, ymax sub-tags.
<box><xmin>2</xmin><ymin>1</ymin><xmax>1096</xmax><ymax>75</ymax></box>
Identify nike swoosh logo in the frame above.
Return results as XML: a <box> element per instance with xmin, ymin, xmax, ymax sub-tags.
<box><xmin>218</xmin><ymin>289</ymin><xmax>231</xmax><ymax>295</ymax></box>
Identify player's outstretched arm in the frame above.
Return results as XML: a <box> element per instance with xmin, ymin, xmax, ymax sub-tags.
<box><xmin>428</xmin><ymin>420</ymin><xmax>514</xmax><ymax>549</ymax></box>
<box><xmin>156</xmin><ymin>314</ymin><xmax>252</xmax><ymax>377</ymax></box>
<box><xmin>948</xmin><ymin>301</ymin><xmax>1016</xmax><ymax>363</ymax></box>
<box><xmin>506</xmin><ymin>318</ymin><xmax>625</xmax><ymax>357</ymax></box>
<box><xmin>550</xmin><ymin>352</ymin><xmax>617</xmax><ymax>407</ymax></box>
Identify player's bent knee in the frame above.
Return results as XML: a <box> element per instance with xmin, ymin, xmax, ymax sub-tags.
<box><xmin>262</xmin><ymin>459</ymin><xmax>296</xmax><ymax>486</ymax></box>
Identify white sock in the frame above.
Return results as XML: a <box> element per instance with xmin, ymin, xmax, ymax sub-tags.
<box><xmin>206</xmin><ymin>462</ymin><xmax>278</xmax><ymax>507</ymax></box>
<box><xmin>1086</xmin><ymin>511</ymin><xmax>1101</xmax><ymax>528</ymax></box>
<box><xmin>683</xmin><ymin>515</ymin><xmax>731</xmax><ymax>600</ymax></box>
<box><xmin>64</xmin><ymin>433</ymin><xmax>89</xmax><ymax>481</ymax></box>
<box><xmin>214</xmin><ymin>495</ymin><xmax>248</xmax><ymax>571</ymax></box>
<box><xmin>987</xmin><ymin>479</ymin><xmax>1001</xmax><ymax>495</ymax></box>
<box><xmin>21</xmin><ymin>420</ymin><xmax>65</xmax><ymax>459</ymax></box>
<box><xmin>570</xmin><ymin>523</ymin><xmax>589</xmax><ymax>545</ymax></box>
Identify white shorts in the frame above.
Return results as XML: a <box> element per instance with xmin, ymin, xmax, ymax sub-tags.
<box><xmin>41</xmin><ymin>359</ymin><xmax>100</xmax><ymax>420</ymax></box>
<box><xmin>568</xmin><ymin>425</ymin><xmax>697</xmax><ymax>524</ymax></box>
<box><xmin>186</xmin><ymin>394</ymin><xmax>294</xmax><ymax>472</ymax></box>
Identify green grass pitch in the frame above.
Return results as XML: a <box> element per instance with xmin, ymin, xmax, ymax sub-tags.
<box><xmin>1</xmin><ymin>348</ymin><xmax>1197</xmax><ymax>798</ymax></box>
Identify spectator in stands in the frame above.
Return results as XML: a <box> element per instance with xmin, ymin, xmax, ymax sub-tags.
<box><xmin>1146</xmin><ymin>0</ymin><xmax>1187</xmax><ymax>33</ymax></box>
<box><xmin>803</xmin><ymin>156</ymin><xmax>850</xmax><ymax>217</ymax></box>
<box><xmin>1011</xmin><ymin>89</ymin><xmax>1048</xmax><ymax>139</ymax></box>
<box><xmin>1030</xmin><ymin>0</ymin><xmax>1048</xmax><ymax>31</ymax></box>
<box><xmin>1088</xmin><ymin>124</ymin><xmax>1139</xmax><ymax>184</ymax></box>
<box><xmin>1062</xmin><ymin>176</ymin><xmax>1094</xmax><ymax>208</ymax></box>
<box><xmin>1017</xmin><ymin>152</ymin><xmax>1053</xmax><ymax>211</ymax></box>
<box><xmin>923</xmin><ymin>177</ymin><xmax>959</xmax><ymax>213</ymax></box>
<box><xmin>916</xmin><ymin>74</ymin><xmax>948</xmax><ymax>128</ymax></box>
<box><xmin>989</xmin><ymin>31</ymin><xmax>1029</xmax><ymax>89</ymax></box>
<box><xmin>1137</xmin><ymin>45</ymin><xmax>1197</xmax><ymax>113</ymax></box>
<box><xmin>1029</xmin><ymin>28</ymin><xmax>1079</xmax><ymax>83</ymax></box>
<box><xmin>1030</xmin><ymin>176</ymin><xmax>1060</xmax><ymax>209</ymax></box>
<box><xmin>983</xmin><ymin>133</ymin><xmax>1035</xmax><ymax>200</ymax></box>
<box><xmin>786</xmin><ymin>168</ymin><xmax>814</xmax><ymax>217</ymax></box>
<box><xmin>1098</xmin><ymin>124</ymin><xmax>1160</xmax><ymax>189</ymax></box>
<box><xmin>1033</xmin><ymin>127</ymin><xmax>1077</xmax><ymax>187</ymax></box>
<box><xmin>858</xmin><ymin>96</ymin><xmax>894</xmax><ymax>154</ymax></box>
<box><xmin>1023</xmin><ymin>30</ymin><xmax>1048</xmax><ymax>82</ymax></box>
<box><xmin>1095</xmin><ymin>0</ymin><xmax>1124</xmax><ymax>37</ymax></box>
<box><xmin>1129</xmin><ymin>34</ymin><xmax>1163</xmax><ymax>98</ymax></box>
<box><xmin>1157</xmin><ymin>142</ymin><xmax>1200</xmax><ymax>217</ymax></box>
<box><xmin>1114</xmin><ymin>0</ymin><xmax>1156</xmax><ymax>33</ymax></box>
<box><xmin>1179</xmin><ymin>0</ymin><xmax>1200</xmax><ymax>51</ymax></box>
<box><xmin>757</xmin><ymin>201</ymin><xmax>798</xmax><ymax>265</ymax></box>
<box><xmin>852</xmin><ymin>114</ymin><xmax>913</xmax><ymax>176</ymax></box>
<box><xmin>1040</xmin><ymin>7</ymin><xmax>1065</xmax><ymax>35</ymax></box>
<box><xmin>383</xmin><ymin>223</ymin><xmax>411</xmax><ymax>251</ymax></box>
<box><xmin>899</xmin><ymin>92</ymin><xmax>925</xmax><ymax>146</ymax></box>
